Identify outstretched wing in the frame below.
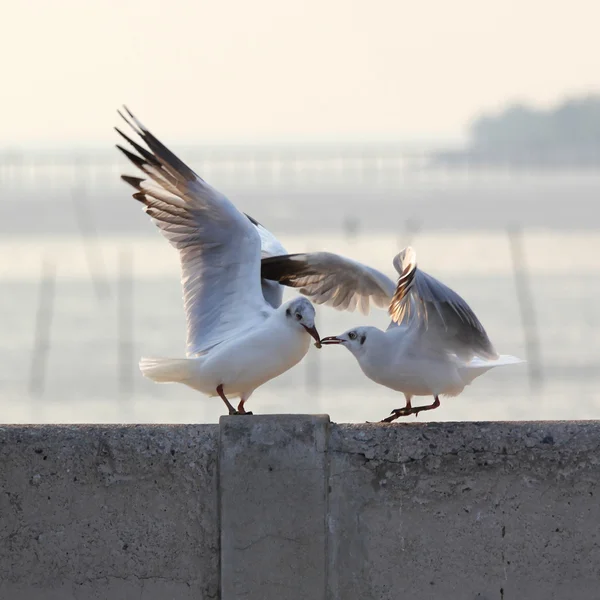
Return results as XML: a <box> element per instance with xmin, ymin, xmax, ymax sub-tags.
<box><xmin>245</xmin><ymin>213</ymin><xmax>287</xmax><ymax>259</ymax></box>
<box><xmin>388</xmin><ymin>247</ymin><xmax>498</xmax><ymax>360</ymax></box>
<box><xmin>261</xmin><ymin>252</ymin><xmax>396</xmax><ymax>314</ymax></box>
<box><xmin>245</xmin><ymin>213</ymin><xmax>287</xmax><ymax>308</ymax></box>
<box><xmin>116</xmin><ymin>107</ymin><xmax>267</xmax><ymax>355</ymax></box>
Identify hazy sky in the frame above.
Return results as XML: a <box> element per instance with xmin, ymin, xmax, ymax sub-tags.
<box><xmin>3</xmin><ymin>0</ymin><xmax>600</xmax><ymax>146</ymax></box>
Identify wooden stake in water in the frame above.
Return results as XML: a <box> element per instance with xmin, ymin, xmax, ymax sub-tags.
<box><xmin>343</xmin><ymin>216</ymin><xmax>359</xmax><ymax>242</ymax></box>
<box><xmin>29</xmin><ymin>257</ymin><xmax>56</xmax><ymax>398</ymax></box>
<box><xmin>305</xmin><ymin>341</ymin><xmax>322</xmax><ymax>403</ymax></box>
<box><xmin>400</xmin><ymin>218</ymin><xmax>422</xmax><ymax>249</ymax></box>
<box><xmin>304</xmin><ymin>243</ymin><xmax>322</xmax><ymax>404</ymax></box>
<box><xmin>507</xmin><ymin>224</ymin><xmax>543</xmax><ymax>390</ymax></box>
<box><xmin>72</xmin><ymin>187</ymin><xmax>110</xmax><ymax>302</ymax></box>
<box><xmin>117</xmin><ymin>247</ymin><xmax>134</xmax><ymax>410</ymax></box>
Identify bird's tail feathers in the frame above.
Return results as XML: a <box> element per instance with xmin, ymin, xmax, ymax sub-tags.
<box><xmin>139</xmin><ymin>357</ymin><xmax>197</xmax><ymax>383</ymax></box>
<box><xmin>468</xmin><ymin>354</ymin><xmax>525</xmax><ymax>369</ymax></box>
<box><xmin>459</xmin><ymin>354</ymin><xmax>525</xmax><ymax>385</ymax></box>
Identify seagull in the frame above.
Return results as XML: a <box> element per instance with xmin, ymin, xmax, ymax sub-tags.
<box><xmin>262</xmin><ymin>247</ymin><xmax>524</xmax><ymax>421</ymax></box>
<box><xmin>115</xmin><ymin>108</ymin><xmax>322</xmax><ymax>416</ymax></box>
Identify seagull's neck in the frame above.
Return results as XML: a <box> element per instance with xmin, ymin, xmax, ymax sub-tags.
<box><xmin>353</xmin><ymin>328</ymin><xmax>403</xmax><ymax>385</ymax></box>
<box><xmin>354</xmin><ymin>328</ymin><xmax>389</xmax><ymax>364</ymax></box>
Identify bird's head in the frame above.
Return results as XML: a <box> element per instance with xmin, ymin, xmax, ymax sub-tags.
<box><xmin>320</xmin><ymin>326</ymin><xmax>375</xmax><ymax>356</ymax></box>
<box><xmin>284</xmin><ymin>297</ymin><xmax>321</xmax><ymax>347</ymax></box>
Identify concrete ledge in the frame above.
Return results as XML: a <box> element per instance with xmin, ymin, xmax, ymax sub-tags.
<box><xmin>220</xmin><ymin>415</ymin><xmax>329</xmax><ymax>600</ymax></box>
<box><xmin>0</xmin><ymin>425</ymin><xmax>219</xmax><ymax>600</ymax></box>
<box><xmin>327</xmin><ymin>421</ymin><xmax>600</xmax><ymax>599</ymax></box>
<box><xmin>1</xmin><ymin>420</ymin><xmax>600</xmax><ymax>599</ymax></box>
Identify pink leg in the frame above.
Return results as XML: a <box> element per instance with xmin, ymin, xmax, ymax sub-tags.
<box><xmin>379</xmin><ymin>394</ymin><xmax>412</xmax><ymax>422</ymax></box>
<box><xmin>380</xmin><ymin>395</ymin><xmax>441</xmax><ymax>423</ymax></box>
<box><xmin>412</xmin><ymin>396</ymin><xmax>441</xmax><ymax>418</ymax></box>
<box><xmin>236</xmin><ymin>399</ymin><xmax>253</xmax><ymax>415</ymax></box>
<box><xmin>217</xmin><ymin>384</ymin><xmax>238</xmax><ymax>415</ymax></box>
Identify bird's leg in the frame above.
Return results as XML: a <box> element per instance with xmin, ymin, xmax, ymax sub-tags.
<box><xmin>217</xmin><ymin>384</ymin><xmax>239</xmax><ymax>415</ymax></box>
<box><xmin>411</xmin><ymin>396</ymin><xmax>441</xmax><ymax>418</ymax></box>
<box><xmin>236</xmin><ymin>399</ymin><xmax>253</xmax><ymax>416</ymax></box>
<box><xmin>379</xmin><ymin>395</ymin><xmax>441</xmax><ymax>422</ymax></box>
<box><xmin>379</xmin><ymin>395</ymin><xmax>413</xmax><ymax>423</ymax></box>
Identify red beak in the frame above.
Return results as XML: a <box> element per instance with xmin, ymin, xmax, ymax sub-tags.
<box><xmin>319</xmin><ymin>336</ymin><xmax>343</xmax><ymax>345</ymax></box>
<box><xmin>302</xmin><ymin>324</ymin><xmax>322</xmax><ymax>348</ymax></box>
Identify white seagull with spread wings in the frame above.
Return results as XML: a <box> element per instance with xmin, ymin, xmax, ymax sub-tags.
<box><xmin>116</xmin><ymin>108</ymin><xmax>322</xmax><ymax>416</ymax></box>
<box><xmin>261</xmin><ymin>247</ymin><xmax>524</xmax><ymax>422</ymax></box>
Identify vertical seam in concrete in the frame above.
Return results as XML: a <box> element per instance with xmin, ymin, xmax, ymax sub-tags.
<box><xmin>324</xmin><ymin>420</ymin><xmax>331</xmax><ymax>600</ymax></box>
<box><xmin>217</xmin><ymin>422</ymin><xmax>223</xmax><ymax>600</ymax></box>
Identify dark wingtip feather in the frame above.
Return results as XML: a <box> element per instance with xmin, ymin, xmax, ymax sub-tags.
<box><xmin>118</xmin><ymin>106</ymin><xmax>143</xmax><ymax>136</ymax></box>
<box><xmin>245</xmin><ymin>212</ymin><xmax>263</xmax><ymax>227</ymax></box>
<box><xmin>115</xmin><ymin>126</ymin><xmax>162</xmax><ymax>168</ymax></box>
<box><xmin>116</xmin><ymin>106</ymin><xmax>200</xmax><ymax>184</ymax></box>
<box><xmin>121</xmin><ymin>175</ymin><xmax>145</xmax><ymax>190</ymax></box>
<box><xmin>114</xmin><ymin>126</ymin><xmax>136</xmax><ymax>146</ymax></box>
<box><xmin>123</xmin><ymin>106</ymin><xmax>148</xmax><ymax>136</ymax></box>
<box><xmin>123</xmin><ymin>105</ymin><xmax>136</xmax><ymax>122</ymax></box>
<box><xmin>117</xmin><ymin>108</ymin><xmax>129</xmax><ymax>125</ymax></box>
<box><xmin>132</xmin><ymin>191</ymin><xmax>149</xmax><ymax>205</ymax></box>
<box><xmin>116</xmin><ymin>144</ymin><xmax>146</xmax><ymax>170</ymax></box>
<box><xmin>260</xmin><ymin>253</ymin><xmax>310</xmax><ymax>284</ymax></box>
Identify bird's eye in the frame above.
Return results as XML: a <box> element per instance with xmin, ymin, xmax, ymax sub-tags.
<box><xmin>295</xmin><ymin>313</ymin><xmax>302</xmax><ymax>321</ymax></box>
<box><xmin>348</xmin><ymin>331</ymin><xmax>357</xmax><ymax>340</ymax></box>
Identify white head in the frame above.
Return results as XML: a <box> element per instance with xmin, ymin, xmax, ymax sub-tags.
<box><xmin>282</xmin><ymin>297</ymin><xmax>321</xmax><ymax>346</ymax></box>
<box><xmin>320</xmin><ymin>326</ymin><xmax>380</xmax><ymax>357</ymax></box>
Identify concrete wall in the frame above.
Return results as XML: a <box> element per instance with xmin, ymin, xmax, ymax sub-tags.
<box><xmin>0</xmin><ymin>425</ymin><xmax>219</xmax><ymax>600</ymax></box>
<box><xmin>327</xmin><ymin>420</ymin><xmax>600</xmax><ymax>600</ymax></box>
<box><xmin>1</xmin><ymin>418</ymin><xmax>599</xmax><ymax>599</ymax></box>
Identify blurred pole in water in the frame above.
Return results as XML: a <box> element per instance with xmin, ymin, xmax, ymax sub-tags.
<box><xmin>400</xmin><ymin>218</ymin><xmax>422</xmax><ymax>249</ymax></box>
<box><xmin>305</xmin><ymin>343</ymin><xmax>321</xmax><ymax>404</ymax></box>
<box><xmin>29</xmin><ymin>257</ymin><xmax>56</xmax><ymax>400</ymax></box>
<box><xmin>304</xmin><ymin>242</ymin><xmax>322</xmax><ymax>405</ymax></box>
<box><xmin>343</xmin><ymin>216</ymin><xmax>359</xmax><ymax>242</ymax></box>
<box><xmin>507</xmin><ymin>224</ymin><xmax>544</xmax><ymax>391</ymax></box>
<box><xmin>117</xmin><ymin>247</ymin><xmax>134</xmax><ymax>416</ymax></box>
<box><xmin>71</xmin><ymin>186</ymin><xmax>110</xmax><ymax>302</ymax></box>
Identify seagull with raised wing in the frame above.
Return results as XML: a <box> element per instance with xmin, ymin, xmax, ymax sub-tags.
<box><xmin>115</xmin><ymin>108</ymin><xmax>321</xmax><ymax>416</ymax></box>
<box><xmin>262</xmin><ymin>247</ymin><xmax>524</xmax><ymax>421</ymax></box>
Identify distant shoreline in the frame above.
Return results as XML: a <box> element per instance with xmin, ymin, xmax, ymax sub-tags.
<box><xmin>432</xmin><ymin>148</ymin><xmax>600</xmax><ymax>169</ymax></box>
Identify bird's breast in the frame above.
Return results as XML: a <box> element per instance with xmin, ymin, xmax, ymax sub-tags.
<box><xmin>202</xmin><ymin>321</ymin><xmax>310</xmax><ymax>390</ymax></box>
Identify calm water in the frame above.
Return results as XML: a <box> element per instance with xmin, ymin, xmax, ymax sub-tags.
<box><xmin>2</xmin><ymin>165</ymin><xmax>599</xmax><ymax>423</ymax></box>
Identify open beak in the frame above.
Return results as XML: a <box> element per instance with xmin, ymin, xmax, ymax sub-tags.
<box><xmin>319</xmin><ymin>335</ymin><xmax>344</xmax><ymax>345</ymax></box>
<box><xmin>302</xmin><ymin>324</ymin><xmax>322</xmax><ymax>348</ymax></box>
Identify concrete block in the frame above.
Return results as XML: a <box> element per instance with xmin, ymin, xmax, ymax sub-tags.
<box><xmin>219</xmin><ymin>414</ymin><xmax>330</xmax><ymax>600</ymax></box>
<box><xmin>0</xmin><ymin>425</ymin><xmax>220</xmax><ymax>600</ymax></box>
<box><xmin>327</xmin><ymin>421</ymin><xmax>600</xmax><ymax>600</ymax></box>
<box><xmin>3</xmin><ymin>418</ymin><xmax>600</xmax><ymax>600</ymax></box>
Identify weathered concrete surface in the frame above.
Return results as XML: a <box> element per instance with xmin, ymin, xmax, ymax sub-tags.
<box><xmin>2</xmin><ymin>419</ymin><xmax>600</xmax><ymax>600</ymax></box>
<box><xmin>328</xmin><ymin>421</ymin><xmax>600</xmax><ymax>600</ymax></box>
<box><xmin>220</xmin><ymin>415</ymin><xmax>329</xmax><ymax>600</ymax></box>
<box><xmin>0</xmin><ymin>425</ymin><xmax>219</xmax><ymax>600</ymax></box>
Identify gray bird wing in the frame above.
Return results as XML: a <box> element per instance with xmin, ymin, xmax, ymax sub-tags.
<box><xmin>388</xmin><ymin>246</ymin><xmax>498</xmax><ymax>360</ymax></box>
<box><xmin>116</xmin><ymin>107</ymin><xmax>268</xmax><ymax>356</ymax></box>
<box><xmin>260</xmin><ymin>252</ymin><xmax>396</xmax><ymax>314</ymax></box>
<box><xmin>245</xmin><ymin>213</ymin><xmax>287</xmax><ymax>308</ymax></box>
